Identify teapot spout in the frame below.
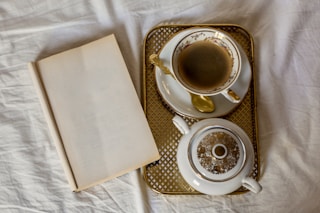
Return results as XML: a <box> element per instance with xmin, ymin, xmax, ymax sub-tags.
<box><xmin>172</xmin><ymin>115</ymin><xmax>190</xmax><ymax>135</ymax></box>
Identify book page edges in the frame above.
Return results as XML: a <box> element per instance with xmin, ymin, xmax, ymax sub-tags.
<box><xmin>74</xmin><ymin>154</ymin><xmax>160</xmax><ymax>192</ymax></box>
<box><xmin>28</xmin><ymin>62</ymin><xmax>78</xmax><ymax>191</ymax></box>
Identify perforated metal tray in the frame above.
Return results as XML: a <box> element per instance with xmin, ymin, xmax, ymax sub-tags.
<box><xmin>142</xmin><ymin>24</ymin><xmax>259</xmax><ymax>194</ymax></box>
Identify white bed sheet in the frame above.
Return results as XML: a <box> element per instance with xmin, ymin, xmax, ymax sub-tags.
<box><xmin>1</xmin><ymin>0</ymin><xmax>320</xmax><ymax>212</ymax></box>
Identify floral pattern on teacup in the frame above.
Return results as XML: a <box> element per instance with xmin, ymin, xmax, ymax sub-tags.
<box><xmin>172</xmin><ymin>30</ymin><xmax>241</xmax><ymax>95</ymax></box>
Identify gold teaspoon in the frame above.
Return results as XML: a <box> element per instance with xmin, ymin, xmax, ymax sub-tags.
<box><xmin>149</xmin><ymin>54</ymin><xmax>215</xmax><ymax>113</ymax></box>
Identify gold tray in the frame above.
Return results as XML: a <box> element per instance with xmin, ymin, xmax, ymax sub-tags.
<box><xmin>142</xmin><ymin>24</ymin><xmax>259</xmax><ymax>194</ymax></box>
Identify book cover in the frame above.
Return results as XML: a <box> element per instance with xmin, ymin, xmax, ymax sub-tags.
<box><xmin>28</xmin><ymin>34</ymin><xmax>160</xmax><ymax>191</ymax></box>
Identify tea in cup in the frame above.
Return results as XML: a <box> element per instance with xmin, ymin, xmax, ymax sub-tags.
<box><xmin>171</xmin><ymin>29</ymin><xmax>242</xmax><ymax>103</ymax></box>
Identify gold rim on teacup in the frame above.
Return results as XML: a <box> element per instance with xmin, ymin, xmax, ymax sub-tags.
<box><xmin>171</xmin><ymin>29</ymin><xmax>242</xmax><ymax>103</ymax></box>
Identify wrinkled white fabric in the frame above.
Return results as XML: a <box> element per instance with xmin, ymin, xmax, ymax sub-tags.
<box><xmin>0</xmin><ymin>0</ymin><xmax>320</xmax><ymax>212</ymax></box>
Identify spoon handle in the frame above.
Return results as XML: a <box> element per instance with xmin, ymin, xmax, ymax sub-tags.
<box><xmin>149</xmin><ymin>54</ymin><xmax>174</xmax><ymax>78</ymax></box>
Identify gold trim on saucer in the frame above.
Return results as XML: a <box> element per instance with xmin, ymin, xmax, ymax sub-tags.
<box><xmin>142</xmin><ymin>24</ymin><xmax>259</xmax><ymax>195</ymax></box>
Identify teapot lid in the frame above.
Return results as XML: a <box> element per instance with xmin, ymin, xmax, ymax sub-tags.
<box><xmin>188</xmin><ymin>125</ymin><xmax>246</xmax><ymax>182</ymax></box>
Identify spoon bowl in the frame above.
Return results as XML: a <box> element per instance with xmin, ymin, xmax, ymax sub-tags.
<box><xmin>189</xmin><ymin>93</ymin><xmax>215</xmax><ymax>113</ymax></box>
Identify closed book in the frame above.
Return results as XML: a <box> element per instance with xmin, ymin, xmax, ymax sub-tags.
<box><xmin>28</xmin><ymin>34</ymin><xmax>159</xmax><ymax>191</ymax></box>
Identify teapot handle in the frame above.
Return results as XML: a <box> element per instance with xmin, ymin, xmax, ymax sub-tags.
<box><xmin>172</xmin><ymin>115</ymin><xmax>190</xmax><ymax>135</ymax></box>
<box><xmin>242</xmin><ymin>177</ymin><xmax>262</xmax><ymax>193</ymax></box>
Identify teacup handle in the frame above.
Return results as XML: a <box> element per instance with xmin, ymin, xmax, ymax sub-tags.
<box><xmin>242</xmin><ymin>177</ymin><xmax>262</xmax><ymax>193</ymax></box>
<box><xmin>221</xmin><ymin>89</ymin><xmax>241</xmax><ymax>103</ymax></box>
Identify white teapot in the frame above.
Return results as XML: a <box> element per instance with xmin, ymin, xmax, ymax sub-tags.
<box><xmin>173</xmin><ymin>115</ymin><xmax>262</xmax><ymax>195</ymax></box>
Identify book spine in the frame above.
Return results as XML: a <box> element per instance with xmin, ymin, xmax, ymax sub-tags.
<box><xmin>28</xmin><ymin>62</ymin><xmax>78</xmax><ymax>191</ymax></box>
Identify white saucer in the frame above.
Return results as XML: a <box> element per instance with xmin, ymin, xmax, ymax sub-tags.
<box><xmin>154</xmin><ymin>28</ymin><xmax>252</xmax><ymax>119</ymax></box>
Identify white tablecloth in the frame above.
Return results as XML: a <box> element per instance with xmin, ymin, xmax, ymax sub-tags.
<box><xmin>1</xmin><ymin>0</ymin><xmax>319</xmax><ymax>212</ymax></box>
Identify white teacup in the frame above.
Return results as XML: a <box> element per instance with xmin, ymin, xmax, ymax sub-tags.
<box><xmin>171</xmin><ymin>28</ymin><xmax>242</xmax><ymax>103</ymax></box>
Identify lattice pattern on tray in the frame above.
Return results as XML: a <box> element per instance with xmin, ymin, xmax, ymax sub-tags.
<box><xmin>142</xmin><ymin>24</ymin><xmax>259</xmax><ymax>194</ymax></box>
